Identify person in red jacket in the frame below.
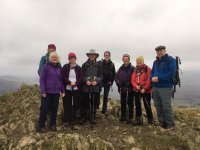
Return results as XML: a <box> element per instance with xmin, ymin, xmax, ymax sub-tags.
<box><xmin>131</xmin><ymin>56</ymin><xmax>153</xmax><ymax>125</ymax></box>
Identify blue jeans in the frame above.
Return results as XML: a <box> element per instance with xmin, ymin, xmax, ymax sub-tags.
<box><xmin>38</xmin><ymin>93</ymin><xmax>59</xmax><ymax>129</ymax></box>
<box><xmin>153</xmin><ymin>87</ymin><xmax>175</xmax><ymax>128</ymax></box>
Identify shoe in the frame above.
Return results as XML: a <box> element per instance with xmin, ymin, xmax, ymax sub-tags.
<box><xmin>166</xmin><ymin>127</ymin><xmax>175</xmax><ymax>131</ymax></box>
<box><xmin>91</xmin><ymin>119</ymin><xmax>97</xmax><ymax>124</ymax></box>
<box><xmin>119</xmin><ymin>118</ymin><xmax>126</xmax><ymax>122</ymax></box>
<box><xmin>63</xmin><ymin>122</ymin><xmax>70</xmax><ymax>127</ymax></box>
<box><xmin>80</xmin><ymin>118</ymin><xmax>87</xmax><ymax>125</ymax></box>
<box><xmin>126</xmin><ymin>118</ymin><xmax>133</xmax><ymax>124</ymax></box>
<box><xmin>38</xmin><ymin>127</ymin><xmax>47</xmax><ymax>133</ymax></box>
<box><xmin>148</xmin><ymin>119</ymin><xmax>154</xmax><ymax>125</ymax></box>
<box><xmin>159</xmin><ymin>122</ymin><xmax>167</xmax><ymax>129</ymax></box>
<box><xmin>101</xmin><ymin>110</ymin><xmax>105</xmax><ymax>114</ymax></box>
<box><xmin>101</xmin><ymin>111</ymin><xmax>109</xmax><ymax>116</ymax></box>
<box><xmin>50</xmin><ymin>126</ymin><xmax>57</xmax><ymax>132</ymax></box>
<box><xmin>132</xmin><ymin>117</ymin><xmax>143</xmax><ymax>125</ymax></box>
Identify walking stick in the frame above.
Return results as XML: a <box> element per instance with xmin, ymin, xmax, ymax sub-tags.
<box><xmin>126</xmin><ymin>87</ymin><xmax>129</xmax><ymax>120</ymax></box>
<box><xmin>88</xmin><ymin>85</ymin><xmax>93</xmax><ymax>129</ymax></box>
<box><xmin>71</xmin><ymin>86</ymin><xmax>76</xmax><ymax>130</ymax></box>
<box><xmin>137</xmin><ymin>72</ymin><xmax>143</xmax><ymax>124</ymax></box>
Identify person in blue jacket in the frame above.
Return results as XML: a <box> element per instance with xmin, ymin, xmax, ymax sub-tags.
<box><xmin>150</xmin><ymin>45</ymin><xmax>176</xmax><ymax>131</ymax></box>
<box><xmin>38</xmin><ymin>44</ymin><xmax>56</xmax><ymax>76</ymax></box>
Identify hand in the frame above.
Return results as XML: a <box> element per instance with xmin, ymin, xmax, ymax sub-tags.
<box><xmin>70</xmin><ymin>82</ymin><xmax>76</xmax><ymax>87</ymax></box>
<box><xmin>136</xmin><ymin>85</ymin><xmax>140</xmax><ymax>90</ymax></box>
<box><xmin>42</xmin><ymin>93</ymin><xmax>46</xmax><ymax>97</ymax></box>
<box><xmin>60</xmin><ymin>93</ymin><xmax>65</xmax><ymax>97</ymax></box>
<box><xmin>152</xmin><ymin>77</ymin><xmax>158</xmax><ymax>83</ymax></box>
<box><xmin>108</xmin><ymin>82</ymin><xmax>112</xmax><ymax>85</ymax></box>
<box><xmin>92</xmin><ymin>81</ymin><xmax>97</xmax><ymax>86</ymax></box>
<box><xmin>86</xmin><ymin>81</ymin><xmax>91</xmax><ymax>85</ymax></box>
<box><xmin>141</xmin><ymin>89</ymin><xmax>145</xmax><ymax>94</ymax></box>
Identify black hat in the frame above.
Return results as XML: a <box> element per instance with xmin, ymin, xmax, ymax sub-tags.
<box><xmin>155</xmin><ymin>45</ymin><xmax>166</xmax><ymax>51</ymax></box>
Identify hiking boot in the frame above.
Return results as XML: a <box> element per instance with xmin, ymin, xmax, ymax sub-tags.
<box><xmin>132</xmin><ymin>117</ymin><xmax>143</xmax><ymax>125</ymax></box>
<box><xmin>159</xmin><ymin>122</ymin><xmax>167</xmax><ymax>129</ymax></box>
<box><xmin>101</xmin><ymin>111</ymin><xmax>109</xmax><ymax>116</ymax></box>
<box><xmin>126</xmin><ymin>118</ymin><xmax>133</xmax><ymax>124</ymax></box>
<box><xmin>63</xmin><ymin>122</ymin><xmax>70</xmax><ymax>127</ymax></box>
<box><xmin>80</xmin><ymin>118</ymin><xmax>87</xmax><ymax>125</ymax></box>
<box><xmin>119</xmin><ymin>118</ymin><xmax>126</xmax><ymax>123</ymax></box>
<box><xmin>50</xmin><ymin>126</ymin><xmax>57</xmax><ymax>132</ymax></box>
<box><xmin>166</xmin><ymin>126</ymin><xmax>176</xmax><ymax>131</ymax></box>
<box><xmin>148</xmin><ymin>119</ymin><xmax>154</xmax><ymax>125</ymax></box>
<box><xmin>91</xmin><ymin>119</ymin><xmax>97</xmax><ymax>124</ymax></box>
<box><xmin>38</xmin><ymin>127</ymin><xmax>47</xmax><ymax>133</ymax></box>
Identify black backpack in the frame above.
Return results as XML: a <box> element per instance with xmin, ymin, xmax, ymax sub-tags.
<box><xmin>172</xmin><ymin>56</ymin><xmax>182</xmax><ymax>98</ymax></box>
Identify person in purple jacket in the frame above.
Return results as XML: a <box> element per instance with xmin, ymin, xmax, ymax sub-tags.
<box><xmin>115</xmin><ymin>54</ymin><xmax>135</xmax><ymax>123</ymax></box>
<box><xmin>38</xmin><ymin>52</ymin><xmax>65</xmax><ymax>133</ymax></box>
<box><xmin>62</xmin><ymin>52</ymin><xmax>83</xmax><ymax>127</ymax></box>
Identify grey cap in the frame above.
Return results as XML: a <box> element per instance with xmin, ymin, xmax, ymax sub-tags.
<box><xmin>155</xmin><ymin>45</ymin><xmax>166</xmax><ymax>51</ymax></box>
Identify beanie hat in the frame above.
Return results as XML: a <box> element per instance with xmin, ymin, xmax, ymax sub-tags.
<box><xmin>136</xmin><ymin>56</ymin><xmax>144</xmax><ymax>63</ymax></box>
<box><xmin>48</xmin><ymin>44</ymin><xmax>56</xmax><ymax>50</ymax></box>
<box><xmin>68</xmin><ymin>52</ymin><xmax>76</xmax><ymax>59</ymax></box>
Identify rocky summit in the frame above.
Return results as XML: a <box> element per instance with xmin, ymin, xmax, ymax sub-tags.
<box><xmin>0</xmin><ymin>84</ymin><xmax>200</xmax><ymax>150</ymax></box>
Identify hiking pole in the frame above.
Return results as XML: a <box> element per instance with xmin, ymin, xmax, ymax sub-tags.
<box><xmin>88</xmin><ymin>85</ymin><xmax>93</xmax><ymax>130</ymax></box>
<box><xmin>71</xmin><ymin>86</ymin><xmax>74</xmax><ymax>130</ymax></box>
<box><xmin>92</xmin><ymin>85</ymin><xmax>95</xmax><ymax>125</ymax></box>
<box><xmin>142</xmin><ymin>95</ymin><xmax>158</xmax><ymax>126</ymax></box>
<box><xmin>137</xmin><ymin>72</ymin><xmax>144</xmax><ymax>124</ymax></box>
<box><xmin>126</xmin><ymin>87</ymin><xmax>129</xmax><ymax>121</ymax></box>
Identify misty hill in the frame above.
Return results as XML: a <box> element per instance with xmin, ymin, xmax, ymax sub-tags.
<box><xmin>0</xmin><ymin>85</ymin><xmax>200</xmax><ymax>150</ymax></box>
<box><xmin>0</xmin><ymin>70</ymin><xmax>200</xmax><ymax>107</ymax></box>
<box><xmin>0</xmin><ymin>76</ymin><xmax>38</xmax><ymax>95</ymax></box>
<box><xmin>106</xmin><ymin>71</ymin><xmax>200</xmax><ymax>108</ymax></box>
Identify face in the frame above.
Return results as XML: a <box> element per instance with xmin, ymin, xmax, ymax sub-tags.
<box><xmin>104</xmin><ymin>52</ymin><xmax>110</xmax><ymax>60</ymax></box>
<box><xmin>137</xmin><ymin>60</ymin><xmax>144</xmax><ymax>66</ymax></box>
<box><xmin>156</xmin><ymin>49</ymin><xmax>166</xmax><ymax>58</ymax></box>
<box><xmin>89</xmin><ymin>54</ymin><xmax>97</xmax><ymax>61</ymax></box>
<box><xmin>48</xmin><ymin>48</ymin><xmax>56</xmax><ymax>53</ymax></box>
<box><xmin>50</xmin><ymin>54</ymin><xmax>59</xmax><ymax>64</ymax></box>
<box><xmin>69</xmin><ymin>57</ymin><xmax>76</xmax><ymax>64</ymax></box>
<box><xmin>123</xmin><ymin>57</ymin><xmax>130</xmax><ymax>65</ymax></box>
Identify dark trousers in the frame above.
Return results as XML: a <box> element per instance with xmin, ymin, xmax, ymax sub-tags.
<box><xmin>102</xmin><ymin>84</ymin><xmax>111</xmax><ymax>112</ymax></box>
<box><xmin>38</xmin><ymin>93</ymin><xmax>59</xmax><ymax>129</ymax></box>
<box><xmin>120</xmin><ymin>92</ymin><xmax>134</xmax><ymax>120</ymax></box>
<box><xmin>135</xmin><ymin>93</ymin><xmax>153</xmax><ymax>119</ymax></box>
<box><xmin>81</xmin><ymin>92</ymin><xmax>99</xmax><ymax>120</ymax></box>
<box><xmin>62</xmin><ymin>90</ymin><xmax>79</xmax><ymax>123</ymax></box>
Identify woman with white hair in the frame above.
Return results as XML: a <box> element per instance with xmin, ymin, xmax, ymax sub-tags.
<box><xmin>38</xmin><ymin>52</ymin><xmax>65</xmax><ymax>132</ymax></box>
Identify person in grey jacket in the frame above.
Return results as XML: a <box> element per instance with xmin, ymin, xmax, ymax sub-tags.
<box><xmin>81</xmin><ymin>49</ymin><xmax>103</xmax><ymax>124</ymax></box>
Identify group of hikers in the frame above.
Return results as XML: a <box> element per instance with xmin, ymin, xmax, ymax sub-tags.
<box><xmin>37</xmin><ymin>44</ymin><xmax>177</xmax><ymax>133</ymax></box>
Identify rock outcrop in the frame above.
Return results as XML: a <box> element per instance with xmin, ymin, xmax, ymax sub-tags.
<box><xmin>0</xmin><ymin>84</ymin><xmax>200</xmax><ymax>150</ymax></box>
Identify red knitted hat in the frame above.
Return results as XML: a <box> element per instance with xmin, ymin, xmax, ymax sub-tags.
<box><xmin>48</xmin><ymin>44</ymin><xmax>56</xmax><ymax>50</ymax></box>
<box><xmin>68</xmin><ymin>52</ymin><xmax>76</xmax><ymax>59</ymax></box>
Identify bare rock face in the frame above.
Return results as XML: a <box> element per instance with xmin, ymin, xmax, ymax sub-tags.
<box><xmin>0</xmin><ymin>84</ymin><xmax>200</xmax><ymax>150</ymax></box>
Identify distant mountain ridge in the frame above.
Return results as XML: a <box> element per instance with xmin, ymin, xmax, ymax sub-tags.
<box><xmin>0</xmin><ymin>75</ymin><xmax>38</xmax><ymax>95</ymax></box>
<box><xmin>0</xmin><ymin>71</ymin><xmax>200</xmax><ymax>107</ymax></box>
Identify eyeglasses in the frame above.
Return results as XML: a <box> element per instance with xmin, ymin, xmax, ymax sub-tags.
<box><xmin>69</xmin><ymin>57</ymin><xmax>76</xmax><ymax>59</ymax></box>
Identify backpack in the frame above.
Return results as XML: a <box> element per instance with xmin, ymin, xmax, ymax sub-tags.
<box><xmin>172</xmin><ymin>56</ymin><xmax>182</xmax><ymax>98</ymax></box>
<box><xmin>154</xmin><ymin>55</ymin><xmax>182</xmax><ymax>98</ymax></box>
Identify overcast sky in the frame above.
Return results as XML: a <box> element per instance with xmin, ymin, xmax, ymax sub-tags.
<box><xmin>0</xmin><ymin>0</ymin><xmax>200</xmax><ymax>77</ymax></box>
